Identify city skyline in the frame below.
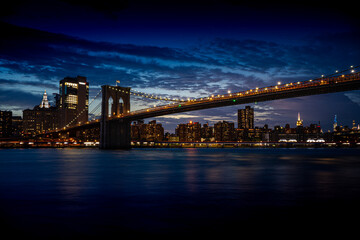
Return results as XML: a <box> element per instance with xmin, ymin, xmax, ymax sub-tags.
<box><xmin>4</xmin><ymin>82</ymin><xmax>360</xmax><ymax>140</ymax></box>
<box><xmin>4</xmin><ymin>78</ymin><xmax>359</xmax><ymax>134</ymax></box>
<box><xmin>2</xmin><ymin>2</ymin><xmax>360</xmax><ymax>234</ymax></box>
<box><xmin>1</xmin><ymin>1</ymin><xmax>360</xmax><ymax>132</ymax></box>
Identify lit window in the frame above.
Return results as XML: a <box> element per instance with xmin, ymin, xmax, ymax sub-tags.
<box><xmin>65</xmin><ymin>95</ymin><xmax>78</xmax><ymax>109</ymax></box>
<box><xmin>65</xmin><ymin>82</ymin><xmax>78</xmax><ymax>89</ymax></box>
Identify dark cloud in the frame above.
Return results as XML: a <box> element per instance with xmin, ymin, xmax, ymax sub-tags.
<box><xmin>0</xmin><ymin>22</ymin><xmax>221</xmax><ymax>86</ymax></box>
<box><xmin>0</xmin><ymin>88</ymin><xmax>41</xmax><ymax>110</ymax></box>
<box><xmin>0</xmin><ymin>78</ymin><xmax>57</xmax><ymax>90</ymax></box>
<box><xmin>1</xmin><ymin>21</ymin><xmax>359</xmax><ymax>94</ymax></box>
<box><xmin>198</xmin><ymin>34</ymin><xmax>360</xmax><ymax>78</ymax></box>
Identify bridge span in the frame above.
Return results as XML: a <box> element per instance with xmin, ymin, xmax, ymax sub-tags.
<box><xmin>117</xmin><ymin>72</ymin><xmax>360</xmax><ymax>121</ymax></box>
<box><xmin>43</xmin><ymin>71</ymin><xmax>360</xmax><ymax>149</ymax></box>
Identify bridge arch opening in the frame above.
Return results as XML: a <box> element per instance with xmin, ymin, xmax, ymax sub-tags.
<box><xmin>108</xmin><ymin>96</ymin><xmax>114</xmax><ymax>117</ymax></box>
<box><xmin>119</xmin><ymin>97</ymin><xmax>124</xmax><ymax>114</ymax></box>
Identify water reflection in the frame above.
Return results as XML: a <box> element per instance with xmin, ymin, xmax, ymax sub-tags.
<box><xmin>1</xmin><ymin>148</ymin><xmax>360</xmax><ymax>237</ymax></box>
<box><xmin>56</xmin><ymin>150</ymin><xmax>93</xmax><ymax>200</ymax></box>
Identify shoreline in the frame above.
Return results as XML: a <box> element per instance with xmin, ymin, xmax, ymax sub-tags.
<box><xmin>1</xmin><ymin>141</ymin><xmax>359</xmax><ymax>149</ymax></box>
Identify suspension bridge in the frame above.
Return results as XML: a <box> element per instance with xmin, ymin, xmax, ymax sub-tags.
<box><xmin>42</xmin><ymin>66</ymin><xmax>360</xmax><ymax>149</ymax></box>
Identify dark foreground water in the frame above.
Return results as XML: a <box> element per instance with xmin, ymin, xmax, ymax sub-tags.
<box><xmin>1</xmin><ymin>148</ymin><xmax>360</xmax><ymax>238</ymax></box>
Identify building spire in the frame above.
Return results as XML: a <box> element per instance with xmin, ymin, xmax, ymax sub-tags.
<box><xmin>333</xmin><ymin>114</ymin><xmax>338</xmax><ymax>131</ymax></box>
<box><xmin>40</xmin><ymin>90</ymin><xmax>50</xmax><ymax>108</ymax></box>
<box><xmin>296</xmin><ymin>112</ymin><xmax>303</xmax><ymax>126</ymax></box>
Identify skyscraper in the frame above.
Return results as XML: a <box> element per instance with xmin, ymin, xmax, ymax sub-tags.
<box><xmin>0</xmin><ymin>110</ymin><xmax>12</xmax><ymax>138</ymax></box>
<box><xmin>296</xmin><ymin>112</ymin><xmax>303</xmax><ymax>127</ymax></box>
<box><xmin>214</xmin><ymin>121</ymin><xmax>235</xmax><ymax>141</ymax></box>
<box><xmin>333</xmin><ymin>115</ymin><xmax>338</xmax><ymax>131</ymax></box>
<box><xmin>238</xmin><ymin>106</ymin><xmax>254</xmax><ymax>129</ymax></box>
<box><xmin>22</xmin><ymin>91</ymin><xmax>58</xmax><ymax>136</ymax></box>
<box><xmin>176</xmin><ymin>121</ymin><xmax>201</xmax><ymax>142</ymax></box>
<box><xmin>131</xmin><ymin>120</ymin><xmax>164</xmax><ymax>142</ymax></box>
<box><xmin>39</xmin><ymin>90</ymin><xmax>50</xmax><ymax>109</ymax></box>
<box><xmin>59</xmin><ymin>76</ymin><xmax>89</xmax><ymax>128</ymax></box>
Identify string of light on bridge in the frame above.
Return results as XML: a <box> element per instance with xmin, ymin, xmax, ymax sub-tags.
<box><xmin>130</xmin><ymin>65</ymin><xmax>360</xmax><ymax>109</ymax></box>
<box><xmin>93</xmin><ymin>64</ymin><xmax>360</xmax><ymax>118</ymax></box>
<box><xmin>87</xmin><ymin>87</ymin><xmax>189</xmax><ymax>121</ymax></box>
<box><xmin>108</xmin><ymin>65</ymin><xmax>359</xmax><ymax>106</ymax></box>
<box><xmin>60</xmin><ymin>64</ymin><xmax>359</xmax><ymax>131</ymax></box>
<box><xmin>64</xmin><ymin>89</ymin><xmax>102</xmax><ymax>128</ymax></box>
<box><xmin>131</xmin><ymin>65</ymin><xmax>359</xmax><ymax>104</ymax></box>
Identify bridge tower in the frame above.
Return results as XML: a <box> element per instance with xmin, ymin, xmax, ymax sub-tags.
<box><xmin>100</xmin><ymin>85</ymin><xmax>131</xmax><ymax>149</ymax></box>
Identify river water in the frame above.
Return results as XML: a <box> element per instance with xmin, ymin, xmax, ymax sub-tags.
<box><xmin>1</xmin><ymin>148</ymin><xmax>360</xmax><ymax>238</ymax></box>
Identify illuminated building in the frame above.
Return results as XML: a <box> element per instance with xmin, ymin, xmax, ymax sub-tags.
<box><xmin>214</xmin><ymin>121</ymin><xmax>235</xmax><ymax>141</ymax></box>
<box><xmin>333</xmin><ymin>115</ymin><xmax>338</xmax><ymax>131</ymax></box>
<box><xmin>245</xmin><ymin>127</ymin><xmax>263</xmax><ymax>141</ymax></box>
<box><xmin>39</xmin><ymin>90</ymin><xmax>50</xmax><ymax>108</ymax></box>
<box><xmin>238</xmin><ymin>106</ymin><xmax>254</xmax><ymax>129</ymax></box>
<box><xmin>296</xmin><ymin>112</ymin><xmax>303</xmax><ymax>126</ymax></box>
<box><xmin>23</xmin><ymin>90</ymin><xmax>58</xmax><ymax>136</ymax></box>
<box><xmin>0</xmin><ymin>110</ymin><xmax>12</xmax><ymax>138</ymax></box>
<box><xmin>176</xmin><ymin>121</ymin><xmax>201</xmax><ymax>142</ymax></box>
<box><xmin>59</xmin><ymin>76</ymin><xmax>89</xmax><ymax>128</ymax></box>
<box><xmin>131</xmin><ymin>120</ymin><xmax>164</xmax><ymax>141</ymax></box>
<box><xmin>11</xmin><ymin>116</ymin><xmax>23</xmax><ymax>137</ymax></box>
<box><xmin>22</xmin><ymin>109</ymin><xmax>36</xmax><ymax>135</ymax></box>
<box><xmin>131</xmin><ymin>120</ymin><xmax>142</xmax><ymax>140</ymax></box>
<box><xmin>201</xmin><ymin>123</ymin><xmax>214</xmax><ymax>142</ymax></box>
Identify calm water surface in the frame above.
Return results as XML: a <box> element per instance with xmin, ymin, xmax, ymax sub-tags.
<box><xmin>1</xmin><ymin>148</ymin><xmax>360</xmax><ymax>238</ymax></box>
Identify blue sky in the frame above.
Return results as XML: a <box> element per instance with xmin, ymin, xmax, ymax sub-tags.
<box><xmin>1</xmin><ymin>0</ymin><xmax>360</xmax><ymax>132</ymax></box>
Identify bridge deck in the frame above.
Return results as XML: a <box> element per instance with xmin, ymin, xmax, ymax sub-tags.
<box><xmin>44</xmin><ymin>72</ymin><xmax>360</xmax><ymax>134</ymax></box>
<box><xmin>113</xmin><ymin>72</ymin><xmax>360</xmax><ymax>121</ymax></box>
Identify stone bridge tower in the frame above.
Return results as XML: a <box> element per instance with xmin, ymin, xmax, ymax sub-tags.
<box><xmin>100</xmin><ymin>85</ymin><xmax>131</xmax><ymax>149</ymax></box>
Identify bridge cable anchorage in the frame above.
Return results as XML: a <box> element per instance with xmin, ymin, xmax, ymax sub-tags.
<box><xmin>64</xmin><ymin>89</ymin><xmax>102</xmax><ymax>128</ymax></box>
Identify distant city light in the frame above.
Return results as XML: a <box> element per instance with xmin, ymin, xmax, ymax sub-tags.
<box><xmin>5</xmin><ymin>64</ymin><xmax>359</xmax><ymax>147</ymax></box>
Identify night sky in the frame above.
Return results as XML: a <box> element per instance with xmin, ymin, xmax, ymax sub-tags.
<box><xmin>1</xmin><ymin>0</ymin><xmax>360</xmax><ymax>132</ymax></box>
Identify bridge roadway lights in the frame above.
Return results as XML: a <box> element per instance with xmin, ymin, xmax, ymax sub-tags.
<box><xmin>97</xmin><ymin>73</ymin><xmax>360</xmax><ymax>148</ymax></box>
